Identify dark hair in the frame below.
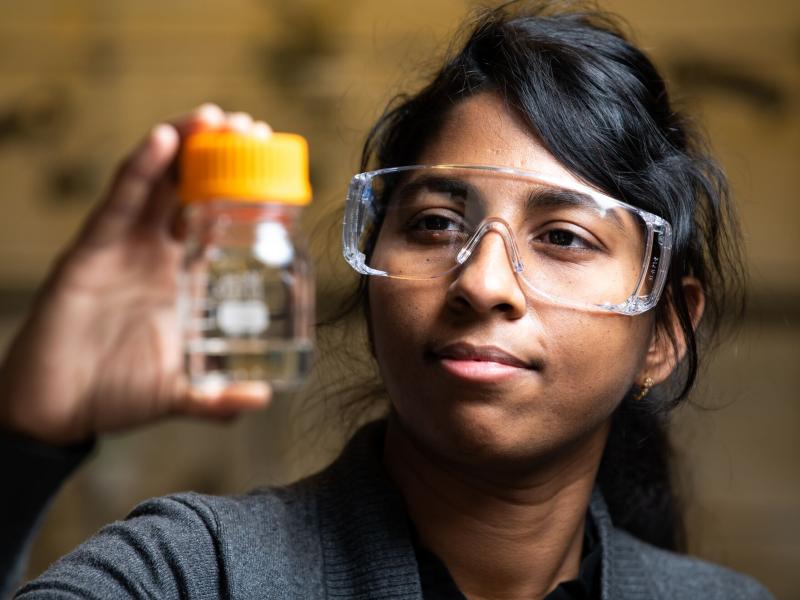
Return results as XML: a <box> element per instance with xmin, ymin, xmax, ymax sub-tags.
<box><xmin>338</xmin><ymin>1</ymin><xmax>744</xmax><ymax>551</ymax></box>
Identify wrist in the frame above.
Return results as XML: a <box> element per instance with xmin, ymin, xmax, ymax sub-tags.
<box><xmin>0</xmin><ymin>370</ymin><xmax>90</xmax><ymax>447</ymax></box>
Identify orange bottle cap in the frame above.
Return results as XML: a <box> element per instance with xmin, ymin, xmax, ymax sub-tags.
<box><xmin>179</xmin><ymin>130</ymin><xmax>312</xmax><ymax>205</ymax></box>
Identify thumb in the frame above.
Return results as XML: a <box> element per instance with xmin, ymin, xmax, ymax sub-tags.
<box><xmin>175</xmin><ymin>380</ymin><xmax>273</xmax><ymax>420</ymax></box>
<box><xmin>81</xmin><ymin>124</ymin><xmax>179</xmax><ymax>248</ymax></box>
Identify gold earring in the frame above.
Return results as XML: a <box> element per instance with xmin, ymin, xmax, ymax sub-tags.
<box><xmin>632</xmin><ymin>376</ymin><xmax>654</xmax><ymax>401</ymax></box>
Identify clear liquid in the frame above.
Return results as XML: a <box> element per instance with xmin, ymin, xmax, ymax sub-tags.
<box><xmin>181</xmin><ymin>211</ymin><xmax>314</xmax><ymax>396</ymax></box>
<box><xmin>186</xmin><ymin>338</ymin><xmax>313</xmax><ymax>393</ymax></box>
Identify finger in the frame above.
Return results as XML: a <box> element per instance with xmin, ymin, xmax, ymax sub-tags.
<box><xmin>169</xmin><ymin>203</ymin><xmax>188</xmax><ymax>241</ymax></box>
<box><xmin>80</xmin><ymin>124</ymin><xmax>179</xmax><ymax>247</ymax></box>
<box><xmin>137</xmin><ymin>165</ymin><xmax>180</xmax><ymax>232</ymax></box>
<box><xmin>167</xmin><ymin>103</ymin><xmax>226</xmax><ymax>139</ymax></box>
<box><xmin>177</xmin><ymin>381</ymin><xmax>273</xmax><ymax>419</ymax></box>
<box><xmin>252</xmin><ymin>121</ymin><xmax>272</xmax><ymax>139</ymax></box>
<box><xmin>225</xmin><ymin>111</ymin><xmax>254</xmax><ymax>133</ymax></box>
<box><xmin>137</xmin><ymin>104</ymin><xmax>233</xmax><ymax>231</ymax></box>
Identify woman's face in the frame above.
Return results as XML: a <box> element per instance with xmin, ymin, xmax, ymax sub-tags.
<box><xmin>368</xmin><ymin>93</ymin><xmax>655</xmax><ymax>475</ymax></box>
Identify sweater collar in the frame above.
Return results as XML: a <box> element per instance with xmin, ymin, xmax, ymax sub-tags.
<box><xmin>316</xmin><ymin>420</ymin><xmax>422</xmax><ymax>599</ymax></box>
<box><xmin>317</xmin><ymin>419</ymin><xmax>653</xmax><ymax>600</ymax></box>
<box><xmin>588</xmin><ymin>488</ymin><xmax>652</xmax><ymax>599</ymax></box>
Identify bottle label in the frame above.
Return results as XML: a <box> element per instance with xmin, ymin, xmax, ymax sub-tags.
<box><xmin>212</xmin><ymin>271</ymin><xmax>270</xmax><ymax>335</ymax></box>
<box><xmin>217</xmin><ymin>300</ymin><xmax>269</xmax><ymax>335</ymax></box>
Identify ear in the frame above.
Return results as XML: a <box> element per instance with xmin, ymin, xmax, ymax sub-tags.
<box><xmin>638</xmin><ymin>276</ymin><xmax>706</xmax><ymax>386</ymax></box>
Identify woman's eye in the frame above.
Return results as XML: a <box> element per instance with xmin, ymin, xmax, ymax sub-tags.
<box><xmin>408</xmin><ymin>213</ymin><xmax>463</xmax><ymax>232</ymax></box>
<box><xmin>536</xmin><ymin>228</ymin><xmax>595</xmax><ymax>250</ymax></box>
<box><xmin>402</xmin><ymin>211</ymin><xmax>467</xmax><ymax>245</ymax></box>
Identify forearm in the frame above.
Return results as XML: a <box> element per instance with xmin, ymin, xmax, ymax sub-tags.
<box><xmin>13</xmin><ymin>493</ymin><xmax>224</xmax><ymax>599</ymax></box>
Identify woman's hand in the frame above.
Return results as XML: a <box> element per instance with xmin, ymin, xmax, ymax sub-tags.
<box><xmin>0</xmin><ymin>105</ymin><xmax>273</xmax><ymax>446</ymax></box>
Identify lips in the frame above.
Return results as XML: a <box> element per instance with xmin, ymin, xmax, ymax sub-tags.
<box><xmin>426</xmin><ymin>341</ymin><xmax>537</xmax><ymax>384</ymax></box>
<box><xmin>431</xmin><ymin>341</ymin><xmax>532</xmax><ymax>368</ymax></box>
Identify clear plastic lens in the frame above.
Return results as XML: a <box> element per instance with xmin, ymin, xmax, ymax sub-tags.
<box><xmin>343</xmin><ymin>166</ymin><xmax>672</xmax><ymax>315</ymax></box>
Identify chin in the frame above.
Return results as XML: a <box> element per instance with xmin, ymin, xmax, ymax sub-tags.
<box><xmin>396</xmin><ymin>394</ymin><xmax>561</xmax><ymax>471</ymax></box>
<box><xmin>393</xmin><ymin>380</ymin><xmax>615</xmax><ymax>480</ymax></box>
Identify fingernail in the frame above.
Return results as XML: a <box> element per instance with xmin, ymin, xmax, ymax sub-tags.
<box><xmin>149</xmin><ymin>123</ymin><xmax>177</xmax><ymax>147</ymax></box>
<box><xmin>150</xmin><ymin>123</ymin><xmax>171</xmax><ymax>138</ymax></box>
<box><xmin>227</xmin><ymin>112</ymin><xmax>253</xmax><ymax>132</ymax></box>
<box><xmin>196</xmin><ymin>103</ymin><xmax>224</xmax><ymax>122</ymax></box>
<box><xmin>252</xmin><ymin>122</ymin><xmax>272</xmax><ymax>139</ymax></box>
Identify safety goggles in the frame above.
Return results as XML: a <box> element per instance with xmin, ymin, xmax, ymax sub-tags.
<box><xmin>342</xmin><ymin>165</ymin><xmax>672</xmax><ymax>315</ymax></box>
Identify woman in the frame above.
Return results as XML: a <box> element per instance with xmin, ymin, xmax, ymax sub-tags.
<box><xmin>0</xmin><ymin>3</ymin><xmax>773</xmax><ymax>599</ymax></box>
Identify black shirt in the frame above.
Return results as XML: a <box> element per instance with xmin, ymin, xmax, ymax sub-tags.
<box><xmin>412</xmin><ymin>514</ymin><xmax>602</xmax><ymax>599</ymax></box>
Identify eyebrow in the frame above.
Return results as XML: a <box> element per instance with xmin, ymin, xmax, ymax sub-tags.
<box><xmin>393</xmin><ymin>174</ymin><xmax>627</xmax><ymax>231</ymax></box>
<box><xmin>395</xmin><ymin>174</ymin><xmax>474</xmax><ymax>202</ymax></box>
<box><xmin>525</xmin><ymin>188</ymin><xmax>626</xmax><ymax>230</ymax></box>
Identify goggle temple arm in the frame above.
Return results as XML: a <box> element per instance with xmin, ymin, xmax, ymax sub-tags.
<box><xmin>343</xmin><ymin>173</ymin><xmax>389</xmax><ymax>277</ymax></box>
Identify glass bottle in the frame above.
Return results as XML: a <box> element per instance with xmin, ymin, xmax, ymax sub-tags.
<box><xmin>179</xmin><ymin>130</ymin><xmax>313</xmax><ymax>395</ymax></box>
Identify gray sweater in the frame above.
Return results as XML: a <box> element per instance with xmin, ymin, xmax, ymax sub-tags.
<box><xmin>13</xmin><ymin>421</ymin><xmax>772</xmax><ymax>599</ymax></box>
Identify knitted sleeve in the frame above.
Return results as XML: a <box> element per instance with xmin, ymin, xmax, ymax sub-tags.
<box><xmin>13</xmin><ymin>493</ymin><xmax>227</xmax><ymax>600</ymax></box>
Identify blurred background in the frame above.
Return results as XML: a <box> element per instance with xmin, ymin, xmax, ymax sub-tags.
<box><xmin>0</xmin><ymin>0</ymin><xmax>797</xmax><ymax>597</ymax></box>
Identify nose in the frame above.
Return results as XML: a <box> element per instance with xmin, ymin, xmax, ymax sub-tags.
<box><xmin>445</xmin><ymin>225</ymin><xmax>527</xmax><ymax>318</ymax></box>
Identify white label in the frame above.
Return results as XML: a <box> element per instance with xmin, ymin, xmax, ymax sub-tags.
<box><xmin>255</xmin><ymin>221</ymin><xmax>294</xmax><ymax>266</ymax></box>
<box><xmin>217</xmin><ymin>300</ymin><xmax>270</xmax><ymax>336</ymax></box>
